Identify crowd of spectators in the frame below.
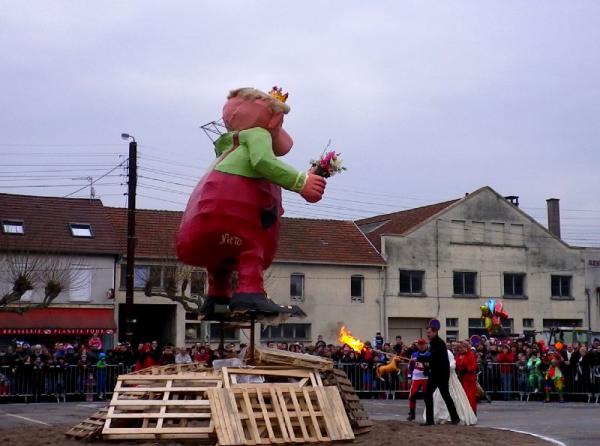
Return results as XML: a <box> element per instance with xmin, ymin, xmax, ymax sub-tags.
<box><xmin>1</xmin><ymin>332</ymin><xmax>599</xmax><ymax>402</ymax></box>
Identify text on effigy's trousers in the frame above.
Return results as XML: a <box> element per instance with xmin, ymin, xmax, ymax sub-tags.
<box><xmin>219</xmin><ymin>233</ymin><xmax>243</xmax><ymax>246</ymax></box>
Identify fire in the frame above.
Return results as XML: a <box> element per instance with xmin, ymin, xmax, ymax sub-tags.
<box><xmin>338</xmin><ymin>326</ymin><xmax>364</xmax><ymax>353</ymax></box>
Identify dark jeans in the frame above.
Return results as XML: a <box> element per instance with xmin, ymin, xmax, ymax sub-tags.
<box><xmin>424</xmin><ymin>375</ymin><xmax>459</xmax><ymax>424</ymax></box>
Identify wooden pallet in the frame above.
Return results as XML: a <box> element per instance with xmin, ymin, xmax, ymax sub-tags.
<box><xmin>102</xmin><ymin>373</ymin><xmax>221</xmax><ymax>441</ymax></box>
<box><xmin>208</xmin><ymin>386</ymin><xmax>354</xmax><ymax>445</ymax></box>
<box><xmin>254</xmin><ymin>346</ymin><xmax>333</xmax><ymax>372</ymax></box>
<box><xmin>65</xmin><ymin>408</ymin><xmax>108</xmax><ymax>440</ymax></box>
<box><xmin>222</xmin><ymin>367</ymin><xmax>323</xmax><ymax>389</ymax></box>
<box><xmin>321</xmin><ymin>368</ymin><xmax>373</xmax><ymax>434</ymax></box>
<box><xmin>128</xmin><ymin>361</ymin><xmax>211</xmax><ymax>375</ymax></box>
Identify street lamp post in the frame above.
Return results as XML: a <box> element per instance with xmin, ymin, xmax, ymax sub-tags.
<box><xmin>121</xmin><ymin>133</ymin><xmax>137</xmax><ymax>346</ymax></box>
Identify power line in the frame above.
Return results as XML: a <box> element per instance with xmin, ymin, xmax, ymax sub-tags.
<box><xmin>63</xmin><ymin>159</ymin><xmax>128</xmax><ymax>198</ymax></box>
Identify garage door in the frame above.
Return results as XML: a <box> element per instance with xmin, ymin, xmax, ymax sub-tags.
<box><xmin>388</xmin><ymin>317</ymin><xmax>429</xmax><ymax>343</ymax></box>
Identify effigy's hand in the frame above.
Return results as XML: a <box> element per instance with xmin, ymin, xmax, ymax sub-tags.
<box><xmin>300</xmin><ymin>173</ymin><xmax>326</xmax><ymax>203</ymax></box>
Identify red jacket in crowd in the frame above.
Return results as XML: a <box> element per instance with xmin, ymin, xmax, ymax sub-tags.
<box><xmin>497</xmin><ymin>351</ymin><xmax>515</xmax><ymax>374</ymax></box>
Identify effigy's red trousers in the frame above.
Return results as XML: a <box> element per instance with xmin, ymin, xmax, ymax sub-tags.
<box><xmin>176</xmin><ymin>170</ymin><xmax>282</xmax><ymax>297</ymax></box>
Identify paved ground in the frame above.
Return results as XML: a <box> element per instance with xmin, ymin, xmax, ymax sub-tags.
<box><xmin>363</xmin><ymin>399</ymin><xmax>600</xmax><ymax>446</ymax></box>
<box><xmin>0</xmin><ymin>400</ymin><xmax>598</xmax><ymax>445</ymax></box>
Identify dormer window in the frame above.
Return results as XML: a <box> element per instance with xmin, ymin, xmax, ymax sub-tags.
<box><xmin>69</xmin><ymin>223</ymin><xmax>92</xmax><ymax>238</ymax></box>
<box><xmin>2</xmin><ymin>220</ymin><xmax>24</xmax><ymax>234</ymax></box>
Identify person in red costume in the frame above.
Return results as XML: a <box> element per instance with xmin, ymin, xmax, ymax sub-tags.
<box><xmin>177</xmin><ymin>87</ymin><xmax>326</xmax><ymax>318</ymax></box>
<box><xmin>455</xmin><ymin>341</ymin><xmax>478</xmax><ymax>414</ymax></box>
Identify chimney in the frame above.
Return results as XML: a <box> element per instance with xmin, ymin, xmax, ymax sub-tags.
<box><xmin>546</xmin><ymin>198</ymin><xmax>561</xmax><ymax>238</ymax></box>
<box><xmin>505</xmin><ymin>195</ymin><xmax>519</xmax><ymax>207</ymax></box>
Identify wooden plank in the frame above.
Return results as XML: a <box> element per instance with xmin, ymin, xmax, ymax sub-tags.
<box><xmin>324</xmin><ymin>386</ymin><xmax>354</xmax><ymax>440</ymax></box>
<box><xmin>208</xmin><ymin>388</ymin><xmax>230</xmax><ymax>446</ymax></box>
<box><xmin>225</xmin><ymin>387</ymin><xmax>246</xmax><ymax>445</ymax></box>
<box><xmin>269</xmin><ymin>387</ymin><xmax>290</xmax><ymax>443</ymax></box>
<box><xmin>288</xmin><ymin>387</ymin><xmax>311</xmax><ymax>441</ymax></box>
<box><xmin>226</xmin><ymin>368</ymin><xmax>313</xmax><ymax>378</ymax></box>
<box><xmin>110</xmin><ymin>399</ymin><xmax>210</xmax><ymax>406</ymax></box>
<box><xmin>242</xmin><ymin>389</ymin><xmax>262</xmax><ymax>444</ymax></box>
<box><xmin>256</xmin><ymin>388</ymin><xmax>279</xmax><ymax>443</ymax></box>
<box><xmin>276</xmin><ymin>388</ymin><xmax>297</xmax><ymax>443</ymax></box>
<box><xmin>302</xmin><ymin>387</ymin><xmax>327</xmax><ymax>442</ymax></box>
<box><xmin>109</xmin><ymin>412</ymin><xmax>212</xmax><ymax>419</ymax></box>
<box><xmin>254</xmin><ymin>346</ymin><xmax>333</xmax><ymax>371</ymax></box>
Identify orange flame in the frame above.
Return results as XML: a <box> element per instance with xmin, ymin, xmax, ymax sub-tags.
<box><xmin>338</xmin><ymin>326</ymin><xmax>364</xmax><ymax>353</ymax></box>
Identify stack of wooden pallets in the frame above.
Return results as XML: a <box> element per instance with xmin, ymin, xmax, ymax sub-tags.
<box><xmin>65</xmin><ymin>408</ymin><xmax>108</xmax><ymax>440</ymax></box>
<box><xmin>67</xmin><ymin>348</ymin><xmax>370</xmax><ymax>445</ymax></box>
<box><xmin>102</xmin><ymin>373</ymin><xmax>221</xmax><ymax>442</ymax></box>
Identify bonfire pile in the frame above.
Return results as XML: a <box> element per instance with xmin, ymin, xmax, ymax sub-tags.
<box><xmin>66</xmin><ymin>346</ymin><xmax>372</xmax><ymax>445</ymax></box>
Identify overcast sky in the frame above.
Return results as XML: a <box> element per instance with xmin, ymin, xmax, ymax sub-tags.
<box><xmin>1</xmin><ymin>1</ymin><xmax>599</xmax><ymax>246</ymax></box>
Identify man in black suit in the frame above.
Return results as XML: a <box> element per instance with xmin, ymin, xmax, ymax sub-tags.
<box><xmin>422</xmin><ymin>319</ymin><xmax>460</xmax><ymax>425</ymax></box>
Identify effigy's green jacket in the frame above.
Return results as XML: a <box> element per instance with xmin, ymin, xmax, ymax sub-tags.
<box><xmin>214</xmin><ymin>127</ymin><xmax>306</xmax><ymax>192</ymax></box>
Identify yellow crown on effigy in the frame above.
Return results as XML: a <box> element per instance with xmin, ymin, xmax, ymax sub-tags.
<box><xmin>269</xmin><ymin>86</ymin><xmax>289</xmax><ymax>103</ymax></box>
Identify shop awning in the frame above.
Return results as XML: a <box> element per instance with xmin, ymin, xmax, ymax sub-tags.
<box><xmin>0</xmin><ymin>308</ymin><xmax>116</xmax><ymax>335</ymax></box>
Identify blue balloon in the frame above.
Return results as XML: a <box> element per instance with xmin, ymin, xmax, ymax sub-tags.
<box><xmin>487</xmin><ymin>299</ymin><xmax>496</xmax><ymax>314</ymax></box>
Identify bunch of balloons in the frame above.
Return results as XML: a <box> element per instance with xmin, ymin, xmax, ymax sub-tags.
<box><xmin>480</xmin><ymin>299</ymin><xmax>509</xmax><ymax>334</ymax></box>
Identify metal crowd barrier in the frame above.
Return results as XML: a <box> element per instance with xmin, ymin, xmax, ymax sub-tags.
<box><xmin>334</xmin><ymin>362</ymin><xmax>600</xmax><ymax>403</ymax></box>
<box><xmin>1</xmin><ymin>361</ymin><xmax>599</xmax><ymax>403</ymax></box>
<box><xmin>0</xmin><ymin>364</ymin><xmax>130</xmax><ymax>403</ymax></box>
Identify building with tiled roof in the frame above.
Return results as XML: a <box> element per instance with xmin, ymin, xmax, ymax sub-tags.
<box><xmin>355</xmin><ymin>199</ymin><xmax>458</xmax><ymax>251</ymax></box>
<box><xmin>0</xmin><ymin>194</ymin><xmax>118</xmax><ymax>343</ymax></box>
<box><xmin>356</xmin><ymin>186</ymin><xmax>598</xmax><ymax>343</ymax></box>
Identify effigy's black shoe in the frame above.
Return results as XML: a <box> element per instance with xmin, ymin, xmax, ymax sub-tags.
<box><xmin>229</xmin><ymin>293</ymin><xmax>306</xmax><ymax>318</ymax></box>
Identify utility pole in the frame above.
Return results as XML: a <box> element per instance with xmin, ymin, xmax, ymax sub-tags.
<box><xmin>121</xmin><ymin>133</ymin><xmax>137</xmax><ymax>346</ymax></box>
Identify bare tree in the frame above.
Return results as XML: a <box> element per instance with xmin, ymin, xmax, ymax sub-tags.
<box><xmin>0</xmin><ymin>252</ymin><xmax>89</xmax><ymax>313</ymax></box>
<box><xmin>141</xmin><ymin>257</ymin><xmax>205</xmax><ymax>313</ymax></box>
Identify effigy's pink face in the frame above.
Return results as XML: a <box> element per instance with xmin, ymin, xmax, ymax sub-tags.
<box><xmin>222</xmin><ymin>98</ymin><xmax>293</xmax><ymax>156</ymax></box>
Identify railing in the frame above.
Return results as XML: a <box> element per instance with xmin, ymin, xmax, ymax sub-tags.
<box><xmin>335</xmin><ymin>362</ymin><xmax>600</xmax><ymax>403</ymax></box>
<box><xmin>1</xmin><ymin>361</ymin><xmax>599</xmax><ymax>403</ymax></box>
<box><xmin>0</xmin><ymin>364</ymin><xmax>130</xmax><ymax>402</ymax></box>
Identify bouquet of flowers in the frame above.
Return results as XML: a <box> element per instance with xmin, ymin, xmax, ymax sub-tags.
<box><xmin>310</xmin><ymin>149</ymin><xmax>346</xmax><ymax>178</ymax></box>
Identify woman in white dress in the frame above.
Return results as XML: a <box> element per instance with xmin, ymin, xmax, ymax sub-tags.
<box><xmin>424</xmin><ymin>349</ymin><xmax>477</xmax><ymax>425</ymax></box>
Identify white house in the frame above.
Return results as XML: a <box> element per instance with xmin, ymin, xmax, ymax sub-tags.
<box><xmin>357</xmin><ymin>186</ymin><xmax>594</xmax><ymax>342</ymax></box>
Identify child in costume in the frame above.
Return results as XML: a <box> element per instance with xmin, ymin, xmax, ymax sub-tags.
<box><xmin>177</xmin><ymin>87</ymin><xmax>326</xmax><ymax>318</ymax></box>
<box><xmin>527</xmin><ymin>353</ymin><xmax>543</xmax><ymax>393</ymax></box>
<box><xmin>544</xmin><ymin>357</ymin><xmax>565</xmax><ymax>402</ymax></box>
<box><xmin>407</xmin><ymin>339</ymin><xmax>430</xmax><ymax>421</ymax></box>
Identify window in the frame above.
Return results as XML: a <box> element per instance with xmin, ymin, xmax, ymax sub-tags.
<box><xmin>469</xmin><ymin>318</ymin><xmax>512</xmax><ymax>337</ymax></box>
<box><xmin>451</xmin><ymin>220</ymin><xmax>466</xmax><ymax>243</ymax></box>
<box><xmin>504</xmin><ymin>273</ymin><xmax>526</xmax><ymax>297</ymax></box>
<box><xmin>290</xmin><ymin>273</ymin><xmax>304</xmax><ymax>301</ymax></box>
<box><xmin>446</xmin><ymin>331</ymin><xmax>459</xmax><ymax>342</ymax></box>
<box><xmin>523</xmin><ymin>318</ymin><xmax>534</xmax><ymax>329</ymax></box>
<box><xmin>399</xmin><ymin>270</ymin><xmax>424</xmax><ymax>295</ymax></box>
<box><xmin>551</xmin><ymin>275</ymin><xmax>571</xmax><ymax>298</ymax></box>
<box><xmin>119</xmin><ymin>265</ymin><xmax>150</xmax><ymax>289</ymax></box>
<box><xmin>446</xmin><ymin>318</ymin><xmax>458</xmax><ymax>328</ymax></box>
<box><xmin>260</xmin><ymin>323</ymin><xmax>310</xmax><ymax>342</ymax></box>
<box><xmin>119</xmin><ymin>264</ymin><xmax>183</xmax><ymax>290</ymax></box>
<box><xmin>507</xmin><ymin>223</ymin><xmax>524</xmax><ymax>246</ymax></box>
<box><xmin>470</xmin><ymin>221</ymin><xmax>485</xmax><ymax>243</ymax></box>
<box><xmin>191</xmin><ymin>271</ymin><xmax>207</xmax><ymax>296</ymax></box>
<box><xmin>185</xmin><ymin>323</ymin><xmax>202</xmax><ymax>341</ymax></box>
<box><xmin>453</xmin><ymin>272</ymin><xmax>476</xmax><ymax>296</ymax></box>
<box><xmin>490</xmin><ymin>222</ymin><xmax>505</xmax><ymax>245</ymax></box>
<box><xmin>2</xmin><ymin>220</ymin><xmax>24</xmax><ymax>234</ymax></box>
<box><xmin>543</xmin><ymin>319</ymin><xmax>583</xmax><ymax>329</ymax></box>
<box><xmin>351</xmin><ymin>275</ymin><xmax>364</xmax><ymax>303</ymax></box>
<box><xmin>69</xmin><ymin>223</ymin><xmax>92</xmax><ymax>237</ymax></box>
<box><xmin>209</xmin><ymin>323</ymin><xmax>239</xmax><ymax>341</ymax></box>
<box><xmin>69</xmin><ymin>265</ymin><xmax>92</xmax><ymax>302</ymax></box>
